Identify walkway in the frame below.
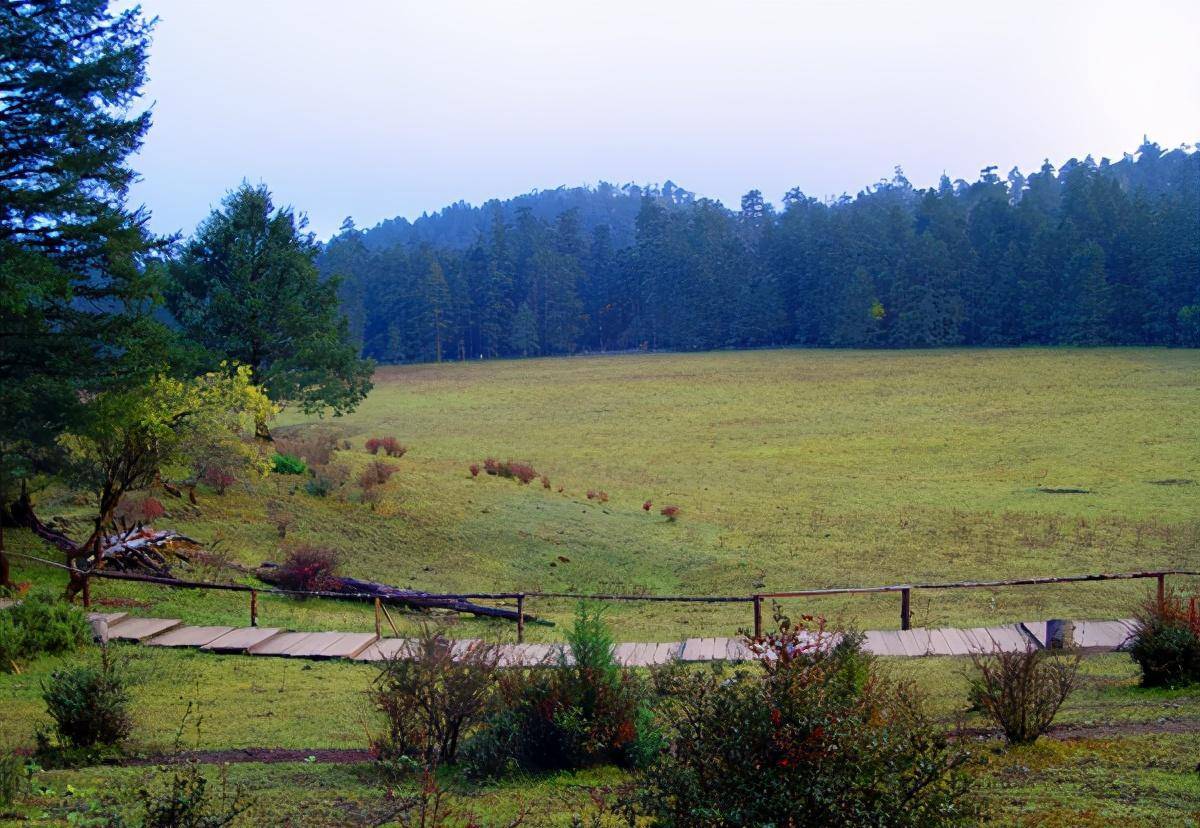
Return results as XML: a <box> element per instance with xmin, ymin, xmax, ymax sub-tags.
<box><xmin>83</xmin><ymin>612</ymin><xmax>1137</xmax><ymax>666</ymax></box>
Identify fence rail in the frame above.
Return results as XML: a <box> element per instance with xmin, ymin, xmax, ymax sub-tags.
<box><xmin>7</xmin><ymin>550</ymin><xmax>1197</xmax><ymax>642</ymax></box>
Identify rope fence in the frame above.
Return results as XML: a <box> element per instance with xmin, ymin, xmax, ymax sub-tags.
<box><xmin>6</xmin><ymin>550</ymin><xmax>1197</xmax><ymax>642</ymax></box>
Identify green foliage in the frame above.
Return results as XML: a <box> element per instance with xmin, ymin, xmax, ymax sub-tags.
<box><xmin>463</xmin><ymin>605</ymin><xmax>658</xmax><ymax>778</ymax></box>
<box><xmin>1128</xmin><ymin>593</ymin><xmax>1200</xmax><ymax>688</ymax></box>
<box><xmin>0</xmin><ymin>752</ymin><xmax>22</xmax><ymax>809</ymax></box>
<box><xmin>41</xmin><ymin>648</ymin><xmax>132</xmax><ymax>750</ymax></box>
<box><xmin>968</xmin><ymin>646</ymin><xmax>1081</xmax><ymax>744</ymax></box>
<box><xmin>638</xmin><ymin>617</ymin><xmax>979</xmax><ymax>826</ymax></box>
<box><xmin>0</xmin><ymin>591</ymin><xmax>91</xmax><ymax>672</ymax></box>
<box><xmin>271</xmin><ymin>452</ymin><xmax>307</xmax><ymax>476</ymax></box>
<box><xmin>166</xmin><ymin>183</ymin><xmax>373</xmax><ymax>416</ymax></box>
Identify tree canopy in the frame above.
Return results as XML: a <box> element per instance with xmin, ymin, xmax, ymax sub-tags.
<box><xmin>167</xmin><ymin>183</ymin><xmax>374</xmax><ymax>416</ymax></box>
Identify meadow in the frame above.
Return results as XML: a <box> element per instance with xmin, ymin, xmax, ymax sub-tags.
<box><xmin>10</xmin><ymin>347</ymin><xmax>1200</xmax><ymax>638</ymax></box>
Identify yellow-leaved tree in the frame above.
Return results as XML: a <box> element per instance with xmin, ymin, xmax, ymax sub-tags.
<box><xmin>57</xmin><ymin>364</ymin><xmax>274</xmax><ymax>595</ymax></box>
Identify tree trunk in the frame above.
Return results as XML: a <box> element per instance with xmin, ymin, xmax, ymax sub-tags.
<box><xmin>0</xmin><ymin>521</ymin><xmax>11</xmax><ymax>590</ymax></box>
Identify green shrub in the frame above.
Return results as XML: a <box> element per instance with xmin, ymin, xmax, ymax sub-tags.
<box><xmin>304</xmin><ymin>475</ymin><xmax>332</xmax><ymax>497</ymax></box>
<box><xmin>463</xmin><ymin>605</ymin><xmax>659</xmax><ymax>778</ymax></box>
<box><xmin>968</xmin><ymin>645</ymin><xmax>1080</xmax><ymax>744</ymax></box>
<box><xmin>0</xmin><ymin>590</ymin><xmax>91</xmax><ymax>672</ymax></box>
<box><xmin>271</xmin><ymin>452</ymin><xmax>307</xmax><ymax>475</ymax></box>
<box><xmin>0</xmin><ymin>752</ymin><xmax>23</xmax><ymax>810</ymax></box>
<box><xmin>1128</xmin><ymin>591</ymin><xmax>1200</xmax><ymax>687</ymax></box>
<box><xmin>41</xmin><ymin>647</ymin><xmax>132</xmax><ymax>749</ymax></box>
<box><xmin>637</xmin><ymin>610</ymin><xmax>979</xmax><ymax>827</ymax></box>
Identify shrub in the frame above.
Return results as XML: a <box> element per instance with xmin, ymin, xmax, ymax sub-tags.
<box><xmin>463</xmin><ymin>605</ymin><xmax>657</xmax><ymax>778</ymax></box>
<box><xmin>541</xmin><ymin>475</ymin><xmax>551</xmax><ymax>489</ymax></box>
<box><xmin>469</xmin><ymin>464</ymin><xmax>480</xmax><ymax>477</ymax></box>
<box><xmin>638</xmin><ymin>610</ymin><xmax>978</xmax><ymax>826</ymax></box>
<box><xmin>371</xmin><ymin>626</ymin><xmax>502</xmax><ymax>771</ymax></box>
<box><xmin>271</xmin><ymin>452</ymin><xmax>307</xmax><ymax>475</ymax></box>
<box><xmin>483</xmin><ymin>458</ymin><xmax>500</xmax><ymax>475</ymax></box>
<box><xmin>273</xmin><ymin>545</ymin><xmax>341</xmax><ymax>592</ymax></box>
<box><xmin>41</xmin><ymin>647</ymin><xmax>132</xmax><ymax>749</ymax></box>
<box><xmin>200</xmin><ymin>464</ymin><xmax>236</xmax><ymax>494</ymax></box>
<box><xmin>0</xmin><ymin>591</ymin><xmax>91</xmax><ymax>673</ymax></box>
<box><xmin>504</xmin><ymin>461</ymin><xmax>538</xmax><ymax>484</ymax></box>
<box><xmin>597</xmin><ymin>491</ymin><xmax>609</xmax><ymax>503</ymax></box>
<box><xmin>1128</xmin><ymin>590</ymin><xmax>1200</xmax><ymax>687</ymax></box>
<box><xmin>305</xmin><ymin>475</ymin><xmax>333</xmax><ymax>497</ymax></box>
<box><xmin>359</xmin><ymin>460</ymin><xmax>399</xmax><ymax>489</ymax></box>
<box><xmin>968</xmin><ymin>645</ymin><xmax>1080</xmax><ymax>744</ymax></box>
<box><xmin>0</xmin><ymin>752</ymin><xmax>22</xmax><ymax>810</ymax></box>
<box><xmin>114</xmin><ymin>494</ymin><xmax>166</xmax><ymax>525</ymax></box>
<box><xmin>642</xmin><ymin>500</ymin><xmax>652</xmax><ymax>511</ymax></box>
<box><xmin>275</xmin><ymin>430</ymin><xmax>338</xmax><ymax>468</ymax></box>
<box><xmin>660</xmin><ymin>505</ymin><xmax>680</xmax><ymax>521</ymax></box>
<box><xmin>365</xmin><ymin>436</ymin><xmax>407</xmax><ymax>458</ymax></box>
<box><xmin>266</xmin><ymin>501</ymin><xmax>293</xmax><ymax>538</ymax></box>
<box><xmin>586</xmin><ymin>490</ymin><xmax>597</xmax><ymax>500</ymax></box>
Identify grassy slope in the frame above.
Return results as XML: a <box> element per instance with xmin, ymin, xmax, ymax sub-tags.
<box><xmin>9</xmin><ymin>348</ymin><xmax>1200</xmax><ymax>638</ymax></box>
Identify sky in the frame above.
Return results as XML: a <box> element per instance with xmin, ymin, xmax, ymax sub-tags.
<box><xmin>128</xmin><ymin>0</ymin><xmax>1200</xmax><ymax>240</ymax></box>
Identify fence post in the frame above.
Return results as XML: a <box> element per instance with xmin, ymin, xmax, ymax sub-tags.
<box><xmin>517</xmin><ymin>594</ymin><xmax>525</xmax><ymax>643</ymax></box>
<box><xmin>374</xmin><ymin>598</ymin><xmax>382</xmax><ymax>638</ymax></box>
<box><xmin>1157</xmin><ymin>573</ymin><xmax>1166</xmax><ymax>608</ymax></box>
<box><xmin>753</xmin><ymin>594</ymin><xmax>763</xmax><ymax>639</ymax></box>
<box><xmin>900</xmin><ymin>587</ymin><xmax>911</xmax><ymax>630</ymax></box>
<box><xmin>82</xmin><ymin>572</ymin><xmax>91</xmax><ymax>609</ymax></box>
<box><xmin>250</xmin><ymin>589</ymin><xmax>258</xmax><ymax>627</ymax></box>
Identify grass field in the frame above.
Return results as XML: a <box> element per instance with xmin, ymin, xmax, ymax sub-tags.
<box><xmin>4</xmin><ymin>347</ymin><xmax>1199</xmax><ymax>825</ymax></box>
<box><xmin>10</xmin><ymin>347</ymin><xmax>1200</xmax><ymax>638</ymax></box>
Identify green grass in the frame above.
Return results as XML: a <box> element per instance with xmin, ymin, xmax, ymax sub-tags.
<box><xmin>9</xmin><ymin>347</ymin><xmax>1200</xmax><ymax>639</ymax></box>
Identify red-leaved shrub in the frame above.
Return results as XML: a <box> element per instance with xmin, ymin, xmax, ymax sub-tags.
<box><xmin>660</xmin><ymin>505</ymin><xmax>680</xmax><ymax>521</ymax></box>
<box><xmin>484</xmin><ymin>458</ymin><xmax>500</xmax><ymax>475</ymax></box>
<box><xmin>359</xmin><ymin>460</ymin><xmax>400</xmax><ymax>489</ymax></box>
<box><xmin>587</xmin><ymin>490</ymin><xmax>597</xmax><ymax>500</ymax></box>
<box><xmin>365</xmin><ymin>436</ymin><xmax>406</xmax><ymax>457</ymax></box>
<box><xmin>201</xmin><ymin>465</ymin><xmax>236</xmax><ymax>495</ymax></box>
<box><xmin>541</xmin><ymin>475</ymin><xmax>551</xmax><ymax>489</ymax></box>
<box><xmin>114</xmin><ymin>494</ymin><xmax>166</xmax><ymax>525</ymax></box>
<box><xmin>469</xmin><ymin>463</ymin><xmax>481</xmax><ymax>477</ymax></box>
<box><xmin>274</xmin><ymin>545</ymin><xmax>341</xmax><ymax>592</ymax></box>
<box><xmin>643</xmin><ymin>500</ymin><xmax>652</xmax><ymax>511</ymax></box>
<box><xmin>597</xmin><ymin>491</ymin><xmax>609</xmax><ymax>503</ymax></box>
<box><xmin>478</xmin><ymin>457</ymin><xmax>539</xmax><ymax>484</ymax></box>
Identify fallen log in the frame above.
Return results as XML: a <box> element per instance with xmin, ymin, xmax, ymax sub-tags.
<box><xmin>256</xmin><ymin>563</ymin><xmax>544</xmax><ymax>625</ymax></box>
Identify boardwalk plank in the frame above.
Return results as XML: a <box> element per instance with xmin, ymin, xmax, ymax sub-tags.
<box><xmin>679</xmin><ymin>638</ymin><xmax>704</xmax><ymax>661</ymax></box>
<box><xmin>202</xmin><ymin>627</ymin><xmax>282</xmax><ymax>654</ymax></box>
<box><xmin>107</xmin><ymin>617</ymin><xmax>181</xmax><ymax>643</ymax></box>
<box><xmin>145</xmin><ymin>626</ymin><xmax>234</xmax><ymax>648</ymax></box>
<box><xmin>937</xmin><ymin>628</ymin><xmax>972</xmax><ymax>656</ymax></box>
<box><xmin>1075</xmin><ymin>621</ymin><xmax>1134</xmax><ymax>651</ymax></box>
<box><xmin>249</xmin><ymin>631</ymin><xmax>317</xmax><ymax>656</ymax></box>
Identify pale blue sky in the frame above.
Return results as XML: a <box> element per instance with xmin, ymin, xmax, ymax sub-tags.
<box><xmin>129</xmin><ymin>0</ymin><xmax>1200</xmax><ymax>239</ymax></box>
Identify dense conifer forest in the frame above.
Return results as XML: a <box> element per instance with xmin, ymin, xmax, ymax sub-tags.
<box><xmin>320</xmin><ymin>142</ymin><xmax>1199</xmax><ymax>362</ymax></box>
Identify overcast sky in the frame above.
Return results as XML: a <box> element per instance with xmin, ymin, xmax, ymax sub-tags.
<box><xmin>129</xmin><ymin>0</ymin><xmax>1200</xmax><ymax>239</ymax></box>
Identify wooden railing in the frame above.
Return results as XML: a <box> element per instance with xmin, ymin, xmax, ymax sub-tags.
<box><xmin>8</xmin><ymin>551</ymin><xmax>1197</xmax><ymax>642</ymax></box>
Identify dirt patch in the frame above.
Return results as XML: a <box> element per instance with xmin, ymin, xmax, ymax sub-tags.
<box><xmin>1035</xmin><ymin>487</ymin><xmax>1091</xmax><ymax>494</ymax></box>
<box><xmin>954</xmin><ymin>716</ymin><xmax>1200</xmax><ymax>742</ymax></box>
<box><xmin>1148</xmin><ymin>478</ymin><xmax>1194</xmax><ymax>486</ymax></box>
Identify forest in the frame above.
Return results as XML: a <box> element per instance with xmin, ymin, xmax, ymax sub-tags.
<box><xmin>321</xmin><ymin>143</ymin><xmax>1200</xmax><ymax>362</ymax></box>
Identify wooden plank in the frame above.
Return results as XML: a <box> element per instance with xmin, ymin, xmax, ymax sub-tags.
<box><xmin>1020</xmin><ymin>621</ymin><xmax>1049</xmax><ymax>649</ymax></box>
<box><xmin>921</xmin><ymin>629</ymin><xmax>954</xmax><ymax>656</ymax></box>
<box><xmin>1075</xmin><ymin>621</ymin><xmax>1134</xmax><ymax>652</ymax></box>
<box><xmin>0</xmin><ymin>598</ymin><xmax>16</xmax><ymax>611</ymax></box>
<box><xmin>87</xmin><ymin>611</ymin><xmax>127</xmax><ymax>626</ymax></box>
<box><xmin>699</xmin><ymin>638</ymin><xmax>720</xmax><ymax>661</ymax></box>
<box><xmin>613</xmin><ymin>642</ymin><xmax>640</xmax><ymax>666</ymax></box>
<box><xmin>937</xmin><ymin>628</ymin><xmax>973</xmax><ymax>656</ymax></box>
<box><xmin>284</xmin><ymin>631</ymin><xmax>352</xmax><ymax>657</ymax></box>
<box><xmin>107</xmin><ymin>617</ymin><xmax>181</xmax><ymax>643</ymax></box>
<box><xmin>861</xmin><ymin>630</ymin><xmax>889</xmax><ymax>656</ymax></box>
<box><xmin>726</xmin><ymin>638</ymin><xmax>754</xmax><ymax>661</ymax></box>
<box><xmin>679</xmin><ymin>638</ymin><xmax>705</xmax><ymax>661</ymax></box>
<box><xmin>202</xmin><ymin>627</ymin><xmax>282</xmax><ymax>654</ymax></box>
<box><xmin>145</xmin><ymin>626</ymin><xmax>234</xmax><ymax>648</ymax></box>
<box><xmin>314</xmin><ymin>633</ymin><xmax>378</xmax><ymax>659</ymax></box>
<box><xmin>354</xmin><ymin>638</ymin><xmax>415</xmax><ymax>662</ymax></box>
<box><xmin>980</xmin><ymin>625</ymin><xmax>1029</xmax><ymax>653</ymax></box>
<box><xmin>895</xmin><ymin>629</ymin><xmax>929</xmax><ymax>657</ymax></box>
<box><xmin>875</xmin><ymin>630</ymin><xmax>909</xmax><ymax>657</ymax></box>
<box><xmin>249</xmin><ymin>631</ymin><xmax>316</xmax><ymax>656</ymax></box>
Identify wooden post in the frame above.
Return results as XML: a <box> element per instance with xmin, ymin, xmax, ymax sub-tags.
<box><xmin>374</xmin><ymin>598</ymin><xmax>383</xmax><ymax>638</ymax></box>
<box><xmin>517</xmin><ymin>594</ymin><xmax>525</xmax><ymax>643</ymax></box>
<box><xmin>250</xmin><ymin>589</ymin><xmax>258</xmax><ymax>627</ymax></box>
<box><xmin>900</xmin><ymin>588</ymin><xmax>911</xmax><ymax>631</ymax></box>
<box><xmin>82</xmin><ymin>572</ymin><xmax>91</xmax><ymax>609</ymax></box>
<box><xmin>1157</xmin><ymin>573</ymin><xmax>1166</xmax><ymax>608</ymax></box>
<box><xmin>753</xmin><ymin>594</ymin><xmax>763</xmax><ymax>639</ymax></box>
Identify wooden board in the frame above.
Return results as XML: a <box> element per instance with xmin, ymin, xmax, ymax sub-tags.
<box><xmin>354</xmin><ymin>638</ymin><xmax>416</xmax><ymax>662</ymax></box>
<box><xmin>679</xmin><ymin>638</ymin><xmax>705</xmax><ymax>661</ymax></box>
<box><xmin>1075</xmin><ymin>620</ymin><xmax>1135</xmax><ymax>651</ymax></box>
<box><xmin>315</xmin><ymin>633</ymin><xmax>378</xmax><ymax>659</ymax></box>
<box><xmin>145</xmin><ymin>626</ymin><xmax>234</xmax><ymax>648</ymax></box>
<box><xmin>248</xmin><ymin>631</ymin><xmax>315</xmax><ymax>656</ymax></box>
<box><xmin>936</xmin><ymin>627</ymin><xmax>974</xmax><ymax>656</ymax></box>
<box><xmin>202</xmin><ymin>627</ymin><xmax>282</xmax><ymax>654</ymax></box>
<box><xmin>107</xmin><ymin>617</ymin><xmax>181</xmax><ymax>643</ymax></box>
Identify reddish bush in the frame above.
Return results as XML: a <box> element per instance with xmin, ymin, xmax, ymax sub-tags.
<box><xmin>201</xmin><ymin>465</ymin><xmax>236</xmax><ymax>495</ymax></box>
<box><xmin>275</xmin><ymin>545</ymin><xmax>341</xmax><ymax>592</ymax></box>
<box><xmin>478</xmin><ymin>457</ymin><xmax>539</xmax><ymax>484</ymax></box>
<box><xmin>541</xmin><ymin>475</ymin><xmax>551</xmax><ymax>489</ymax></box>
<box><xmin>365</xmin><ymin>436</ymin><xmax>407</xmax><ymax>457</ymax></box>
<box><xmin>660</xmin><ymin>505</ymin><xmax>680</xmax><ymax>521</ymax></box>
<box><xmin>586</xmin><ymin>490</ymin><xmax>597</xmax><ymax>500</ymax></box>
<box><xmin>469</xmin><ymin>464</ymin><xmax>481</xmax><ymax>477</ymax></box>
<box><xmin>276</xmin><ymin>430</ymin><xmax>338</xmax><ymax>467</ymax></box>
<box><xmin>114</xmin><ymin>494</ymin><xmax>166</xmax><ymax>525</ymax></box>
<box><xmin>140</xmin><ymin>496</ymin><xmax>166</xmax><ymax>521</ymax></box>
<box><xmin>642</xmin><ymin>500</ymin><xmax>652</xmax><ymax>511</ymax></box>
<box><xmin>359</xmin><ymin>460</ymin><xmax>399</xmax><ymax>489</ymax></box>
<box><xmin>483</xmin><ymin>458</ymin><xmax>500</xmax><ymax>475</ymax></box>
<box><xmin>597</xmin><ymin>491</ymin><xmax>609</xmax><ymax>503</ymax></box>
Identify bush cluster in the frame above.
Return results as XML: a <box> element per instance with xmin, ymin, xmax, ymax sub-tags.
<box><xmin>114</xmin><ymin>494</ymin><xmax>166</xmax><ymax>524</ymax></box>
<box><xmin>1128</xmin><ymin>591</ymin><xmax>1200</xmax><ymax>687</ymax></box>
<box><xmin>481</xmin><ymin>458</ymin><xmax>539</xmax><ymax>484</ymax></box>
<box><xmin>0</xmin><ymin>591</ymin><xmax>91</xmax><ymax>673</ymax></box>
<box><xmin>365</xmin><ymin>436</ymin><xmax>407</xmax><ymax>457</ymax></box>
<box><xmin>276</xmin><ymin>430</ymin><xmax>339</xmax><ymax>467</ymax></box>
<box><xmin>271</xmin><ymin>452</ymin><xmax>307</xmax><ymax>475</ymax></box>
<box><xmin>462</xmin><ymin>606</ymin><xmax>659</xmax><ymax>778</ymax></box>
<box><xmin>273</xmin><ymin>545</ymin><xmax>341</xmax><ymax>592</ymax></box>
<box><xmin>638</xmin><ymin>612</ymin><xmax>979</xmax><ymax>826</ymax></box>
<box><xmin>40</xmin><ymin>647</ymin><xmax>132</xmax><ymax>751</ymax></box>
<box><xmin>358</xmin><ymin>460</ymin><xmax>400</xmax><ymax>489</ymax></box>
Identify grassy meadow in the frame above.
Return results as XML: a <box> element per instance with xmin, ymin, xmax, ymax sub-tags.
<box><xmin>10</xmin><ymin>346</ymin><xmax>1200</xmax><ymax>638</ymax></box>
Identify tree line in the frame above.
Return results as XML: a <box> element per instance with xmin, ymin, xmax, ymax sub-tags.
<box><xmin>322</xmin><ymin>144</ymin><xmax>1199</xmax><ymax>362</ymax></box>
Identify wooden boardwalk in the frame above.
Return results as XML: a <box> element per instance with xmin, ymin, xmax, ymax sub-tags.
<box><xmin>78</xmin><ymin>611</ymin><xmax>1138</xmax><ymax>667</ymax></box>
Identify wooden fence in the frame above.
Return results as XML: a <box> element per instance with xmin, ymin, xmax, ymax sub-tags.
<box><xmin>8</xmin><ymin>551</ymin><xmax>1197</xmax><ymax>642</ymax></box>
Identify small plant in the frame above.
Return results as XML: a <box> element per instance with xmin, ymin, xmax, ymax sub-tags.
<box><xmin>271</xmin><ymin>452</ymin><xmax>307</xmax><ymax>475</ymax></box>
<box><xmin>114</xmin><ymin>493</ymin><xmax>166</xmax><ymax>525</ymax></box>
<box><xmin>586</xmin><ymin>490</ymin><xmax>597</xmax><ymax>500</ymax></box>
<box><xmin>366</xmin><ymin>436</ymin><xmax>407</xmax><ymax>457</ymax></box>
<box><xmin>41</xmin><ymin>646</ymin><xmax>132</xmax><ymax>750</ymax></box>
<box><xmin>359</xmin><ymin>460</ymin><xmax>400</xmax><ymax>489</ymax></box>
<box><xmin>541</xmin><ymin>475</ymin><xmax>551</xmax><ymax>489</ymax></box>
<box><xmin>273</xmin><ymin>545</ymin><xmax>341</xmax><ymax>592</ymax></box>
<box><xmin>305</xmin><ymin>475</ymin><xmax>333</xmax><ymax>497</ymax></box>
<box><xmin>371</xmin><ymin>625</ymin><xmax>502</xmax><ymax>770</ymax></box>
<box><xmin>642</xmin><ymin>500</ymin><xmax>652</xmax><ymax>511</ymax></box>
<box><xmin>504</xmin><ymin>460</ymin><xmax>538</xmax><ymax>484</ymax></box>
<box><xmin>660</xmin><ymin>505</ymin><xmax>680</xmax><ymax>521</ymax></box>
<box><xmin>597</xmin><ymin>491</ymin><xmax>609</xmax><ymax>503</ymax></box>
<box><xmin>469</xmin><ymin>463</ymin><xmax>480</xmax><ymax>477</ymax></box>
<box><xmin>0</xmin><ymin>752</ymin><xmax>23</xmax><ymax>810</ymax></box>
<box><xmin>484</xmin><ymin>458</ymin><xmax>500</xmax><ymax>475</ymax></box>
<box><xmin>200</xmin><ymin>464</ymin><xmax>236</xmax><ymax>494</ymax></box>
<box><xmin>0</xmin><ymin>590</ymin><xmax>91</xmax><ymax>673</ymax></box>
<box><xmin>275</xmin><ymin>429</ymin><xmax>339</xmax><ymax>468</ymax></box>
<box><xmin>968</xmin><ymin>645</ymin><xmax>1080</xmax><ymax>744</ymax></box>
<box><xmin>1128</xmin><ymin>589</ymin><xmax>1200</xmax><ymax>687</ymax></box>
<box><xmin>266</xmin><ymin>501</ymin><xmax>294</xmax><ymax>538</ymax></box>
